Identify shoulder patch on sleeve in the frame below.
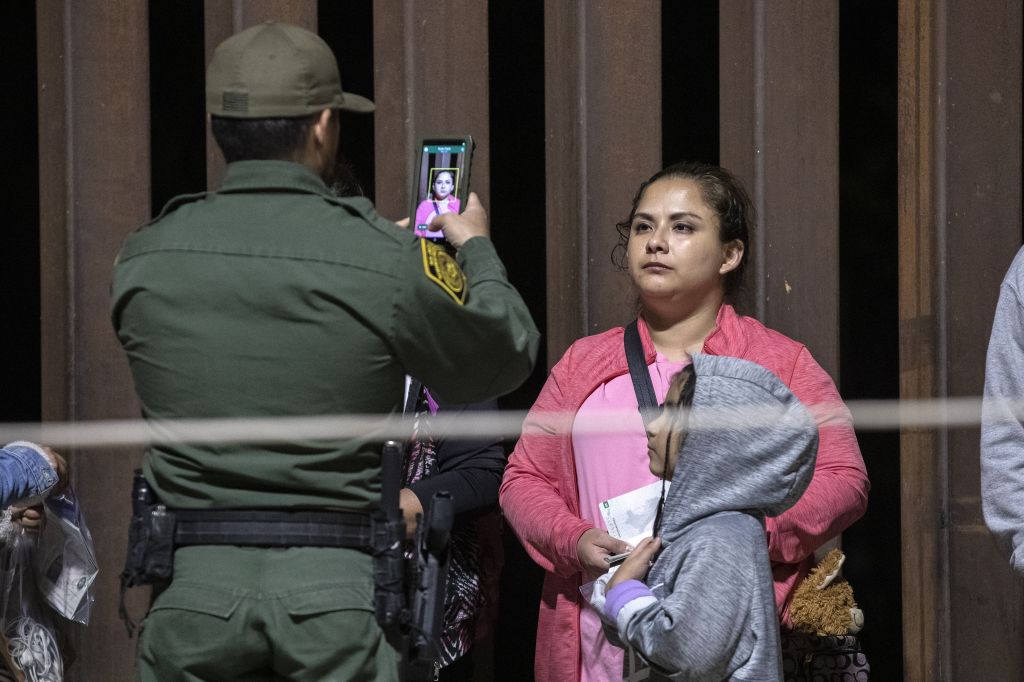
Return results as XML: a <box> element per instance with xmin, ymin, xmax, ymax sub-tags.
<box><xmin>420</xmin><ymin>239</ymin><xmax>467</xmax><ymax>305</ymax></box>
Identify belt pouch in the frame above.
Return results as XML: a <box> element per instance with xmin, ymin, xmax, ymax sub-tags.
<box><xmin>122</xmin><ymin>471</ymin><xmax>176</xmax><ymax>588</ymax></box>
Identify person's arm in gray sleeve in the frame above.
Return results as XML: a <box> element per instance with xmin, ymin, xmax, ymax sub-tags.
<box><xmin>390</xmin><ymin>193</ymin><xmax>540</xmax><ymax>404</ymax></box>
<box><xmin>599</xmin><ymin>533</ymin><xmax>755</xmax><ymax>680</ymax></box>
<box><xmin>0</xmin><ymin>441</ymin><xmax>63</xmax><ymax>507</ymax></box>
<box><xmin>982</xmin><ymin>248</ymin><xmax>1024</xmax><ymax>574</ymax></box>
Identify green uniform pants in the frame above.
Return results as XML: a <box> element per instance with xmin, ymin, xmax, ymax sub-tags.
<box><xmin>136</xmin><ymin>545</ymin><xmax>399</xmax><ymax>682</ymax></box>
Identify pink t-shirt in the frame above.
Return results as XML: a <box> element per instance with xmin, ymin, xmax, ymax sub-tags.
<box><xmin>572</xmin><ymin>353</ymin><xmax>688</xmax><ymax>682</ymax></box>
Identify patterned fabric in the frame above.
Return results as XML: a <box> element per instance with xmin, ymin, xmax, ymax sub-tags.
<box><xmin>781</xmin><ymin>634</ymin><xmax>870</xmax><ymax>681</ymax></box>
<box><xmin>403</xmin><ymin>387</ymin><xmax>484</xmax><ymax>668</ymax></box>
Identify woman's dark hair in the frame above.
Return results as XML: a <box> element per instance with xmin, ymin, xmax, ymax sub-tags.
<box><xmin>211</xmin><ymin>114</ymin><xmax>319</xmax><ymax>163</ymax></box>
<box><xmin>653</xmin><ymin>365</ymin><xmax>696</xmax><ymax>537</ymax></box>
<box><xmin>612</xmin><ymin>161</ymin><xmax>754</xmax><ymax>297</ymax></box>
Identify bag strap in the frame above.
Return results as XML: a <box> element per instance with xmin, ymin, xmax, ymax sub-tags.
<box><xmin>624</xmin><ymin>320</ymin><xmax>658</xmax><ymax>425</ymax></box>
<box><xmin>404</xmin><ymin>378</ymin><xmax>424</xmax><ymax>416</ymax></box>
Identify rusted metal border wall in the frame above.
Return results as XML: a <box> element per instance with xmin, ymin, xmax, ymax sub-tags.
<box><xmin>719</xmin><ymin>0</ymin><xmax>840</xmax><ymax>379</ymax></box>
<box><xmin>897</xmin><ymin>3</ymin><xmax>947</xmax><ymax>675</ymax></box>
<box><xmin>898</xmin><ymin>0</ymin><xmax>1023</xmax><ymax>679</ymax></box>
<box><xmin>372</xmin><ymin>0</ymin><xmax>490</xmax><ymax>222</ymax></box>
<box><xmin>543</xmin><ymin>0</ymin><xmax>662</xmax><ymax>363</ymax></box>
<box><xmin>31</xmin><ymin>2</ymin><xmax>1024</xmax><ymax>679</ymax></box>
<box><xmin>36</xmin><ymin>2</ymin><xmax>150</xmax><ymax>680</ymax></box>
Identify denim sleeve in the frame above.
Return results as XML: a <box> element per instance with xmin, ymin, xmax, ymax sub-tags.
<box><xmin>0</xmin><ymin>441</ymin><xmax>58</xmax><ymax>507</ymax></box>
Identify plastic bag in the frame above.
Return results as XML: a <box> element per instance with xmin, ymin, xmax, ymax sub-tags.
<box><xmin>0</xmin><ymin>526</ymin><xmax>64</xmax><ymax>682</ymax></box>
<box><xmin>34</xmin><ymin>489</ymin><xmax>97</xmax><ymax>625</ymax></box>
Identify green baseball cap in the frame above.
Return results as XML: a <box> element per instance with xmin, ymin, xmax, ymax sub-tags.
<box><xmin>206</xmin><ymin>21</ymin><xmax>374</xmax><ymax>118</ymax></box>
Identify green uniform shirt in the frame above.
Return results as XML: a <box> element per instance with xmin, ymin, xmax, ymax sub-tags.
<box><xmin>111</xmin><ymin>160</ymin><xmax>538</xmax><ymax>511</ymax></box>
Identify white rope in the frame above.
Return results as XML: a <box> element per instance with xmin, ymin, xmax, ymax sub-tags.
<box><xmin>0</xmin><ymin>397</ymin><xmax>1021</xmax><ymax>451</ymax></box>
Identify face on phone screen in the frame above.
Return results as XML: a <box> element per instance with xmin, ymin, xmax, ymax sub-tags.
<box><xmin>413</xmin><ymin>142</ymin><xmax>468</xmax><ymax>240</ymax></box>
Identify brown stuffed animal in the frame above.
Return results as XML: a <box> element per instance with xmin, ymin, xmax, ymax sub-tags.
<box><xmin>789</xmin><ymin>548</ymin><xmax>865</xmax><ymax>637</ymax></box>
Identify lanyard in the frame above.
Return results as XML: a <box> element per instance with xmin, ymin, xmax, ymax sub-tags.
<box><xmin>624</xmin><ymin>320</ymin><xmax>658</xmax><ymax>426</ymax></box>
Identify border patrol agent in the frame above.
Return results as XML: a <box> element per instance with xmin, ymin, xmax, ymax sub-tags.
<box><xmin>111</xmin><ymin>21</ymin><xmax>539</xmax><ymax>682</ymax></box>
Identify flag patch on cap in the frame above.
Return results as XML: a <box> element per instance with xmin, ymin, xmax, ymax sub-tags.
<box><xmin>421</xmin><ymin>240</ymin><xmax>466</xmax><ymax>305</ymax></box>
<box><xmin>222</xmin><ymin>90</ymin><xmax>249</xmax><ymax>113</ymax></box>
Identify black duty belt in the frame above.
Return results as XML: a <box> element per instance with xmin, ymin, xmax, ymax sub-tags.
<box><xmin>173</xmin><ymin>509</ymin><xmax>375</xmax><ymax>550</ymax></box>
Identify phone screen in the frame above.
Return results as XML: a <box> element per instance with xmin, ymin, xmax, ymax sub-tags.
<box><xmin>412</xmin><ymin>140</ymin><xmax>470</xmax><ymax>243</ymax></box>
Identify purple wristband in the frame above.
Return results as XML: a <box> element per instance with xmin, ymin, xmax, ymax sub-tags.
<box><xmin>604</xmin><ymin>579</ymin><xmax>654</xmax><ymax>621</ymax></box>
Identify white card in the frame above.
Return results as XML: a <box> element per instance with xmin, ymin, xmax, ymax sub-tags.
<box><xmin>598</xmin><ymin>480</ymin><xmax>669</xmax><ymax>547</ymax></box>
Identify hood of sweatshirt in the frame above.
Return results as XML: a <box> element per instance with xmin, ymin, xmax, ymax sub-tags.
<box><xmin>656</xmin><ymin>353</ymin><xmax>818</xmax><ymax>542</ymax></box>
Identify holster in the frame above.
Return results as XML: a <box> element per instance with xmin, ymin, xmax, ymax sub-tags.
<box><xmin>375</xmin><ymin>438</ymin><xmax>455</xmax><ymax>680</ymax></box>
<box><xmin>121</xmin><ymin>470</ymin><xmax>176</xmax><ymax>588</ymax></box>
<box><xmin>374</xmin><ymin>440</ymin><xmax>409</xmax><ymax>641</ymax></box>
<box><xmin>403</xmin><ymin>490</ymin><xmax>454</xmax><ymax>679</ymax></box>
<box><xmin>119</xmin><ymin>470</ymin><xmax>176</xmax><ymax>636</ymax></box>
<box><xmin>372</xmin><ymin>511</ymin><xmax>408</xmax><ymax>635</ymax></box>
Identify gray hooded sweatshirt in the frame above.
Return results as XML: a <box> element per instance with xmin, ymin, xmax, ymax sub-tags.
<box><xmin>598</xmin><ymin>353</ymin><xmax>818</xmax><ymax>681</ymax></box>
<box><xmin>982</xmin><ymin>246</ymin><xmax>1024</xmax><ymax>574</ymax></box>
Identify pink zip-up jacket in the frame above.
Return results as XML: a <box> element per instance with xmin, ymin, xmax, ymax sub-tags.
<box><xmin>499</xmin><ymin>306</ymin><xmax>869</xmax><ymax>682</ymax></box>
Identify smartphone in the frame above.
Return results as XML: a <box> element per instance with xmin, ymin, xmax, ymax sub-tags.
<box><xmin>408</xmin><ymin>135</ymin><xmax>475</xmax><ymax>250</ymax></box>
<box><xmin>603</xmin><ymin>551</ymin><xmax>631</xmax><ymax>567</ymax></box>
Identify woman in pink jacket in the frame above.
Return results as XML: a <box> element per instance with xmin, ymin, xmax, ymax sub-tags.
<box><xmin>499</xmin><ymin>162</ymin><xmax>869</xmax><ymax>682</ymax></box>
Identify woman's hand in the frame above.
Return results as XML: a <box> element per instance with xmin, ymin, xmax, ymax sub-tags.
<box><xmin>577</xmin><ymin>528</ymin><xmax>632</xmax><ymax>580</ymax></box>
<box><xmin>608</xmin><ymin>537</ymin><xmax>661</xmax><ymax>590</ymax></box>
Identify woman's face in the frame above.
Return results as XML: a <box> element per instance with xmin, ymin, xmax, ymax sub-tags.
<box><xmin>646</xmin><ymin>376</ymin><xmax>687</xmax><ymax>478</ymax></box>
<box><xmin>433</xmin><ymin>172</ymin><xmax>454</xmax><ymax>199</ymax></box>
<box><xmin>626</xmin><ymin>177</ymin><xmax>740</xmax><ymax>303</ymax></box>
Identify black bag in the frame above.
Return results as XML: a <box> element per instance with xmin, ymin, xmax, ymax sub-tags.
<box><xmin>781</xmin><ymin>633</ymin><xmax>870</xmax><ymax>681</ymax></box>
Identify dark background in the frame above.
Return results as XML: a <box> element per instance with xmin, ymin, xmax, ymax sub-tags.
<box><xmin>2</xmin><ymin>1</ymin><xmax>901</xmax><ymax>678</ymax></box>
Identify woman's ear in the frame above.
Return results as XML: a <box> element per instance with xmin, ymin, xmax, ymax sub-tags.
<box><xmin>719</xmin><ymin>239</ymin><xmax>744</xmax><ymax>276</ymax></box>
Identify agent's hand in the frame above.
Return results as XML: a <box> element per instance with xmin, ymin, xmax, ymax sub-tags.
<box><xmin>429</xmin><ymin>192</ymin><xmax>488</xmax><ymax>248</ymax></box>
<box><xmin>41</xmin><ymin>447</ymin><xmax>69</xmax><ymax>497</ymax></box>
<box><xmin>395</xmin><ymin>217</ymin><xmax>410</xmax><ymax>229</ymax></box>
<box><xmin>608</xmin><ymin>537</ymin><xmax>661</xmax><ymax>590</ymax></box>
<box><xmin>577</xmin><ymin>528</ymin><xmax>632</xmax><ymax>581</ymax></box>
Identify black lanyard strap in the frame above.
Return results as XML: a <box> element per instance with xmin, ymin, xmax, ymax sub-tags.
<box><xmin>624</xmin><ymin>320</ymin><xmax>658</xmax><ymax>426</ymax></box>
